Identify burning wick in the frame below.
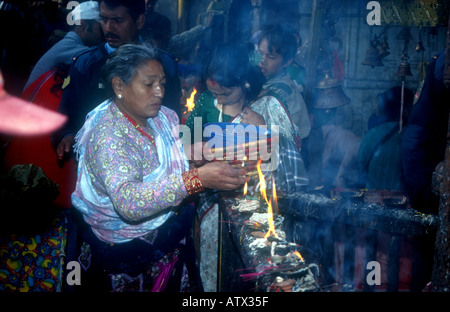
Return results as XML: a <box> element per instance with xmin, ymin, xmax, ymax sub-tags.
<box><xmin>293</xmin><ymin>251</ymin><xmax>305</xmax><ymax>263</ymax></box>
<box><xmin>242</xmin><ymin>155</ymin><xmax>247</xmax><ymax>167</ymax></box>
<box><xmin>242</xmin><ymin>155</ymin><xmax>248</xmax><ymax>197</ymax></box>
<box><xmin>272</xmin><ymin>177</ymin><xmax>279</xmax><ymax>215</ymax></box>
<box><xmin>257</xmin><ymin>159</ymin><xmax>279</xmax><ymax>239</ymax></box>
<box><xmin>185</xmin><ymin>87</ymin><xmax>197</xmax><ymax>112</ymax></box>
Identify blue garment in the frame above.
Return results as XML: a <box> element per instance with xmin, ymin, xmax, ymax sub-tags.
<box><xmin>400</xmin><ymin>50</ymin><xmax>449</xmax><ymax>213</ymax></box>
<box><xmin>359</xmin><ymin>122</ymin><xmax>405</xmax><ymax>191</ymax></box>
<box><xmin>24</xmin><ymin>31</ymin><xmax>94</xmax><ymax>91</ymax></box>
<box><xmin>54</xmin><ymin>43</ymin><xmax>109</xmax><ymax>145</ymax></box>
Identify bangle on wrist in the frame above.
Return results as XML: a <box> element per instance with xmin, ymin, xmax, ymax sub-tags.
<box><xmin>182</xmin><ymin>168</ymin><xmax>204</xmax><ymax>195</ymax></box>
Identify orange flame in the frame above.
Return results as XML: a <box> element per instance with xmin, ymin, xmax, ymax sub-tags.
<box><xmin>293</xmin><ymin>251</ymin><xmax>305</xmax><ymax>262</ymax></box>
<box><xmin>257</xmin><ymin>159</ymin><xmax>278</xmax><ymax>239</ymax></box>
<box><xmin>272</xmin><ymin>177</ymin><xmax>279</xmax><ymax>215</ymax></box>
<box><xmin>185</xmin><ymin>87</ymin><xmax>197</xmax><ymax>112</ymax></box>
<box><xmin>257</xmin><ymin>159</ymin><xmax>268</xmax><ymax>202</ymax></box>
<box><xmin>243</xmin><ymin>155</ymin><xmax>248</xmax><ymax>196</ymax></box>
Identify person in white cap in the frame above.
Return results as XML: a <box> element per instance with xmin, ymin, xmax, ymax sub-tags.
<box><xmin>23</xmin><ymin>1</ymin><xmax>104</xmax><ymax>91</ymax></box>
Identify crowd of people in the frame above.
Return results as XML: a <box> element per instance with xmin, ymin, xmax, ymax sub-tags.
<box><xmin>1</xmin><ymin>0</ymin><xmax>448</xmax><ymax>292</ymax></box>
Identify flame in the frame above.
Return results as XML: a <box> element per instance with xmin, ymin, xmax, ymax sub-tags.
<box><xmin>257</xmin><ymin>159</ymin><xmax>278</xmax><ymax>239</ymax></box>
<box><xmin>185</xmin><ymin>87</ymin><xmax>197</xmax><ymax>112</ymax></box>
<box><xmin>257</xmin><ymin>159</ymin><xmax>268</xmax><ymax>202</ymax></box>
<box><xmin>293</xmin><ymin>251</ymin><xmax>305</xmax><ymax>263</ymax></box>
<box><xmin>243</xmin><ymin>155</ymin><xmax>248</xmax><ymax>196</ymax></box>
<box><xmin>272</xmin><ymin>177</ymin><xmax>279</xmax><ymax>215</ymax></box>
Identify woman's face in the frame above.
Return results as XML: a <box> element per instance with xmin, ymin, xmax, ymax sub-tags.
<box><xmin>206</xmin><ymin>79</ymin><xmax>245</xmax><ymax>107</ymax></box>
<box><xmin>115</xmin><ymin>59</ymin><xmax>166</xmax><ymax>125</ymax></box>
<box><xmin>258</xmin><ymin>38</ymin><xmax>287</xmax><ymax>78</ymax></box>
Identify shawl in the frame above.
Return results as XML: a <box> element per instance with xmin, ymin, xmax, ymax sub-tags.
<box><xmin>247</xmin><ymin>96</ymin><xmax>309</xmax><ymax>191</ymax></box>
<box><xmin>72</xmin><ymin>99</ymin><xmax>189</xmax><ymax>243</ymax></box>
<box><xmin>250</xmin><ymin>95</ymin><xmax>299</xmax><ymax>146</ymax></box>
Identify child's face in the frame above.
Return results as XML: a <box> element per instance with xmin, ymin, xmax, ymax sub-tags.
<box><xmin>258</xmin><ymin>38</ymin><xmax>288</xmax><ymax>78</ymax></box>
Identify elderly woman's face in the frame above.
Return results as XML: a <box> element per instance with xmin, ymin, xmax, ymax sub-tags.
<box><xmin>116</xmin><ymin>60</ymin><xmax>165</xmax><ymax>125</ymax></box>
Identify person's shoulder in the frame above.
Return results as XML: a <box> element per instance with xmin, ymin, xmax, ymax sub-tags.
<box><xmin>265</xmin><ymin>73</ymin><xmax>295</xmax><ymax>93</ymax></box>
<box><xmin>432</xmin><ymin>49</ymin><xmax>445</xmax><ymax>80</ymax></box>
<box><xmin>195</xmin><ymin>90</ymin><xmax>215</xmax><ymax>108</ymax></box>
<box><xmin>89</xmin><ymin>105</ymin><xmax>128</xmax><ymax>144</ymax></box>
<box><xmin>157</xmin><ymin>47</ymin><xmax>177</xmax><ymax>63</ymax></box>
<box><xmin>160</xmin><ymin>106</ymin><xmax>180</xmax><ymax>124</ymax></box>
<box><xmin>72</xmin><ymin>44</ymin><xmax>108</xmax><ymax>72</ymax></box>
<box><xmin>362</xmin><ymin>122</ymin><xmax>392</xmax><ymax>141</ymax></box>
<box><xmin>155</xmin><ymin>47</ymin><xmax>179</xmax><ymax>76</ymax></box>
<box><xmin>198</xmin><ymin>89</ymin><xmax>214</xmax><ymax>101</ymax></box>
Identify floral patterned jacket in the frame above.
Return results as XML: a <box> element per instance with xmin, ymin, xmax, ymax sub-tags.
<box><xmin>72</xmin><ymin>101</ymin><xmax>189</xmax><ymax>244</ymax></box>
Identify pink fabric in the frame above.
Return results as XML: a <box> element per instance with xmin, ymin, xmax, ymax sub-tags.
<box><xmin>151</xmin><ymin>256</ymin><xmax>179</xmax><ymax>292</ymax></box>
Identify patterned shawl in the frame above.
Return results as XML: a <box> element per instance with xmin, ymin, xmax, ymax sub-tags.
<box><xmin>72</xmin><ymin>99</ymin><xmax>189</xmax><ymax>243</ymax></box>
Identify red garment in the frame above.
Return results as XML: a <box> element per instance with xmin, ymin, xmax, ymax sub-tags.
<box><xmin>4</xmin><ymin>69</ymin><xmax>77</xmax><ymax>209</ymax></box>
<box><xmin>333</xmin><ymin>50</ymin><xmax>345</xmax><ymax>81</ymax></box>
<box><xmin>0</xmin><ymin>71</ymin><xmax>66</xmax><ymax>136</ymax></box>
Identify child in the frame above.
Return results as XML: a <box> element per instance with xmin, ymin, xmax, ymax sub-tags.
<box><xmin>256</xmin><ymin>24</ymin><xmax>311</xmax><ymax>141</ymax></box>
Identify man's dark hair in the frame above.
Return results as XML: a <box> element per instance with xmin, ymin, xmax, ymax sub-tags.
<box><xmin>258</xmin><ymin>24</ymin><xmax>298</xmax><ymax>64</ymax></box>
<box><xmin>100</xmin><ymin>0</ymin><xmax>145</xmax><ymax>21</ymax></box>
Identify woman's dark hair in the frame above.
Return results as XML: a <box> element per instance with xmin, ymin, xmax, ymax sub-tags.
<box><xmin>205</xmin><ymin>41</ymin><xmax>264</xmax><ymax>102</ymax></box>
<box><xmin>257</xmin><ymin>24</ymin><xmax>298</xmax><ymax>64</ymax></box>
<box><xmin>101</xmin><ymin>43</ymin><xmax>160</xmax><ymax>97</ymax></box>
<box><xmin>100</xmin><ymin>0</ymin><xmax>145</xmax><ymax>21</ymax></box>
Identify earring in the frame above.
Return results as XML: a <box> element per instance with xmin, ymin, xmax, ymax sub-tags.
<box><xmin>244</xmin><ymin>82</ymin><xmax>250</xmax><ymax>88</ymax></box>
<box><xmin>117</xmin><ymin>94</ymin><xmax>122</xmax><ymax>99</ymax></box>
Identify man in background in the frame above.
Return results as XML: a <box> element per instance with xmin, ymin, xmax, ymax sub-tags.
<box><xmin>23</xmin><ymin>1</ymin><xmax>104</xmax><ymax>91</ymax></box>
<box><xmin>141</xmin><ymin>0</ymin><xmax>172</xmax><ymax>49</ymax></box>
<box><xmin>54</xmin><ymin>0</ymin><xmax>181</xmax><ymax>161</ymax></box>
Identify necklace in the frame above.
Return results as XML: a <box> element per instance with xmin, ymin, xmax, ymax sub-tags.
<box><xmin>121</xmin><ymin>111</ymin><xmax>155</xmax><ymax>146</ymax></box>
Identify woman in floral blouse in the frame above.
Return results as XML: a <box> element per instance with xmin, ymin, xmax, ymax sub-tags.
<box><xmin>71</xmin><ymin>43</ymin><xmax>246</xmax><ymax>292</ymax></box>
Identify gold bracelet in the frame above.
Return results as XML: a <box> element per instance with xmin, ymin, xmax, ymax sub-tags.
<box><xmin>182</xmin><ymin>168</ymin><xmax>204</xmax><ymax>195</ymax></box>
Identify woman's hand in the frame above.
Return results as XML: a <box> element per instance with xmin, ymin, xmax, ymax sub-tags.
<box><xmin>184</xmin><ymin>141</ymin><xmax>207</xmax><ymax>167</ymax></box>
<box><xmin>197</xmin><ymin>161</ymin><xmax>248</xmax><ymax>190</ymax></box>
<box><xmin>56</xmin><ymin>135</ymin><xmax>74</xmax><ymax>160</ymax></box>
<box><xmin>240</xmin><ymin>107</ymin><xmax>265</xmax><ymax>126</ymax></box>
